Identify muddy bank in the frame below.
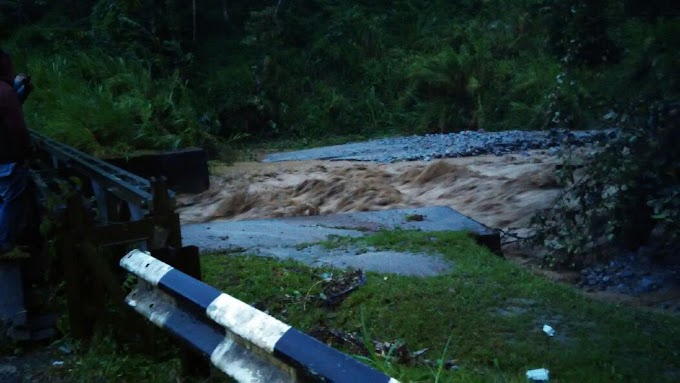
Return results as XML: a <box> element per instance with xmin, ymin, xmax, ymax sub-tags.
<box><xmin>178</xmin><ymin>150</ymin><xmax>561</xmax><ymax>230</ymax></box>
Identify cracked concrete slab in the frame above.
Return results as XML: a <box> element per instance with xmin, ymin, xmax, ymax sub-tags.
<box><xmin>181</xmin><ymin>206</ymin><xmax>499</xmax><ymax>276</ymax></box>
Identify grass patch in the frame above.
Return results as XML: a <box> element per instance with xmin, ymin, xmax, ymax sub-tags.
<box><xmin>54</xmin><ymin>334</ymin><xmax>181</xmax><ymax>383</ymax></box>
<box><xmin>10</xmin><ymin>230</ymin><xmax>679</xmax><ymax>382</ymax></box>
<box><xmin>201</xmin><ymin>230</ymin><xmax>680</xmax><ymax>382</ymax></box>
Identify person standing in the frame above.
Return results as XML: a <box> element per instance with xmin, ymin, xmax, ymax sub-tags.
<box><xmin>0</xmin><ymin>48</ymin><xmax>32</xmax><ymax>253</ymax></box>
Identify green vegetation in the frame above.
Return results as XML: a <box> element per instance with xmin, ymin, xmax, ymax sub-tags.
<box><xmin>5</xmin><ymin>231</ymin><xmax>679</xmax><ymax>382</ymax></box>
<box><xmin>534</xmin><ymin>101</ymin><xmax>680</xmax><ymax>268</ymax></box>
<box><xmin>209</xmin><ymin>232</ymin><xmax>680</xmax><ymax>381</ymax></box>
<box><xmin>1</xmin><ymin>1</ymin><xmax>678</xmax><ymax>152</ymax></box>
<box><xmin>19</xmin><ymin>48</ymin><xmax>218</xmax><ymax>156</ymax></box>
<box><xmin>46</xmin><ymin>334</ymin><xmax>184</xmax><ymax>383</ymax></box>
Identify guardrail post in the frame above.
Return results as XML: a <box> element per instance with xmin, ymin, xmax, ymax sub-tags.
<box><xmin>90</xmin><ymin>180</ymin><xmax>108</xmax><ymax>222</ymax></box>
<box><xmin>61</xmin><ymin>193</ymin><xmax>91</xmax><ymax>339</ymax></box>
<box><xmin>149</xmin><ymin>177</ymin><xmax>181</xmax><ymax>249</ymax></box>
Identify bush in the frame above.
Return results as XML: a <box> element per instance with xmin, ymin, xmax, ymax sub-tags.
<box><xmin>17</xmin><ymin>48</ymin><xmax>220</xmax><ymax>156</ymax></box>
<box><xmin>533</xmin><ymin>101</ymin><xmax>680</xmax><ymax>268</ymax></box>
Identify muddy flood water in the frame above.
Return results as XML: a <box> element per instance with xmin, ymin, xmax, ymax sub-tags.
<box><xmin>177</xmin><ymin>150</ymin><xmax>561</xmax><ymax>231</ymax></box>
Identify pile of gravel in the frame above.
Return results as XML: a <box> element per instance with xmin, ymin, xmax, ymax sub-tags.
<box><xmin>0</xmin><ymin>364</ymin><xmax>20</xmax><ymax>383</ymax></box>
<box><xmin>264</xmin><ymin>129</ymin><xmax>617</xmax><ymax>163</ymax></box>
<box><xmin>579</xmin><ymin>247</ymin><xmax>680</xmax><ymax>299</ymax></box>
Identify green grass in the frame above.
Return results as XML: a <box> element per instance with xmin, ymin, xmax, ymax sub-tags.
<box><xmin>50</xmin><ymin>334</ymin><xmax>182</xmax><ymax>383</ymax></box>
<box><xmin>4</xmin><ymin>29</ymin><xmax>228</xmax><ymax>157</ymax></box>
<box><xmin>200</xmin><ymin>230</ymin><xmax>680</xmax><ymax>382</ymax></box>
<box><xmin>13</xmin><ymin>230</ymin><xmax>679</xmax><ymax>382</ymax></box>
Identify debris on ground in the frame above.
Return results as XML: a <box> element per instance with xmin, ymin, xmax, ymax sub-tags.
<box><xmin>542</xmin><ymin>324</ymin><xmax>555</xmax><ymax>337</ymax></box>
<box><xmin>308</xmin><ymin>326</ymin><xmax>459</xmax><ymax>369</ymax></box>
<box><xmin>371</xmin><ymin>339</ymin><xmax>422</xmax><ymax>365</ymax></box>
<box><xmin>320</xmin><ymin>269</ymin><xmax>366</xmax><ymax>306</ymax></box>
<box><xmin>405</xmin><ymin>214</ymin><xmax>425</xmax><ymax>222</ymax></box>
<box><xmin>579</xmin><ymin>249</ymin><xmax>680</xmax><ymax>296</ymax></box>
<box><xmin>1</xmin><ymin>345</ymin><xmax>74</xmax><ymax>383</ymax></box>
<box><xmin>56</xmin><ymin>344</ymin><xmax>73</xmax><ymax>355</ymax></box>
<box><xmin>422</xmin><ymin>358</ymin><xmax>460</xmax><ymax>371</ymax></box>
<box><xmin>308</xmin><ymin>326</ymin><xmax>370</xmax><ymax>357</ymax></box>
<box><xmin>526</xmin><ymin>368</ymin><xmax>550</xmax><ymax>382</ymax></box>
<box><xmin>279</xmin><ymin>269</ymin><xmax>367</xmax><ymax>310</ymax></box>
<box><xmin>371</xmin><ymin>338</ymin><xmax>460</xmax><ymax>370</ymax></box>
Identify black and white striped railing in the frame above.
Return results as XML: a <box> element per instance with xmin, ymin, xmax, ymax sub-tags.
<box><xmin>121</xmin><ymin>249</ymin><xmax>400</xmax><ymax>383</ymax></box>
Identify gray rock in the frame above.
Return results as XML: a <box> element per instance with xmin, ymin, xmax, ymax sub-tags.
<box><xmin>639</xmin><ymin>277</ymin><xmax>658</xmax><ymax>293</ymax></box>
<box><xmin>0</xmin><ymin>364</ymin><xmax>20</xmax><ymax>383</ymax></box>
<box><xmin>622</xmin><ymin>270</ymin><xmax>634</xmax><ymax>278</ymax></box>
<box><xmin>641</xmin><ymin>277</ymin><xmax>655</xmax><ymax>287</ymax></box>
<box><xmin>264</xmin><ymin>129</ymin><xmax>616</xmax><ymax>163</ymax></box>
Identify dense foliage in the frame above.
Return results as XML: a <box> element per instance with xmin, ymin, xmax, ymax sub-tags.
<box><xmin>1</xmin><ymin>0</ymin><xmax>677</xmax><ymax>151</ymax></box>
<box><xmin>533</xmin><ymin>101</ymin><xmax>679</xmax><ymax>267</ymax></box>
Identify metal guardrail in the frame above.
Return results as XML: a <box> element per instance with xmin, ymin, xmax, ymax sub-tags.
<box><xmin>121</xmin><ymin>249</ymin><xmax>401</xmax><ymax>383</ymax></box>
<box><xmin>30</xmin><ymin>130</ymin><xmax>175</xmax><ymax>216</ymax></box>
<box><xmin>26</xmin><ymin>130</ymin><xmax>184</xmax><ymax>343</ymax></box>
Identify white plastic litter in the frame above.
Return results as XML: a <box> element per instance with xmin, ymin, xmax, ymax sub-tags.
<box><xmin>526</xmin><ymin>368</ymin><xmax>550</xmax><ymax>381</ymax></box>
<box><xmin>542</xmin><ymin>324</ymin><xmax>555</xmax><ymax>337</ymax></box>
<box><xmin>321</xmin><ymin>272</ymin><xmax>333</xmax><ymax>282</ymax></box>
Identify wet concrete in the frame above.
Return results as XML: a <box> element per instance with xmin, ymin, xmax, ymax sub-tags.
<box><xmin>181</xmin><ymin>206</ymin><xmax>499</xmax><ymax>276</ymax></box>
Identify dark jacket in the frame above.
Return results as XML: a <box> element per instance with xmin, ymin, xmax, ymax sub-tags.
<box><xmin>0</xmin><ymin>75</ymin><xmax>31</xmax><ymax>164</ymax></box>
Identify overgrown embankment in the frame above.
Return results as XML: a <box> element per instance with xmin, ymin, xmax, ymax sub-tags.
<box><xmin>1</xmin><ymin>1</ymin><xmax>678</xmax><ymax>155</ymax></box>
